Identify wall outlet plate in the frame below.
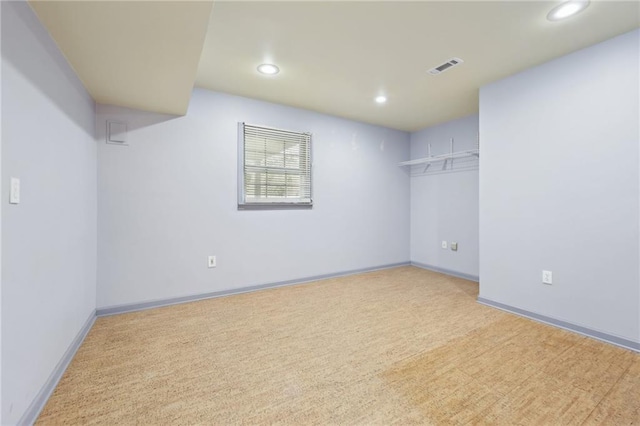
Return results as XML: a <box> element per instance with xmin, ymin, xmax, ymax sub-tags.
<box><xmin>441</xmin><ymin>241</ymin><xmax>447</xmax><ymax>249</ymax></box>
<box><xmin>208</xmin><ymin>255</ymin><xmax>216</xmax><ymax>268</ymax></box>
<box><xmin>542</xmin><ymin>270</ymin><xmax>553</xmax><ymax>285</ymax></box>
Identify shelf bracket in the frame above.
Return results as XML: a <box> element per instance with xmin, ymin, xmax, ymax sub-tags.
<box><xmin>424</xmin><ymin>143</ymin><xmax>432</xmax><ymax>173</ymax></box>
<box><xmin>449</xmin><ymin>138</ymin><xmax>454</xmax><ymax>170</ymax></box>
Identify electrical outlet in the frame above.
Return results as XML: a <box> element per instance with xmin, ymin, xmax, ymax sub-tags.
<box><xmin>451</xmin><ymin>242</ymin><xmax>458</xmax><ymax>251</ymax></box>
<box><xmin>542</xmin><ymin>270</ymin><xmax>552</xmax><ymax>285</ymax></box>
<box><xmin>208</xmin><ymin>255</ymin><xmax>216</xmax><ymax>268</ymax></box>
<box><xmin>441</xmin><ymin>241</ymin><xmax>447</xmax><ymax>249</ymax></box>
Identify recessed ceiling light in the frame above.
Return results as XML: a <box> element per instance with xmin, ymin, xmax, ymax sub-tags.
<box><xmin>547</xmin><ymin>0</ymin><xmax>589</xmax><ymax>21</ymax></box>
<box><xmin>375</xmin><ymin>96</ymin><xmax>387</xmax><ymax>104</ymax></box>
<box><xmin>257</xmin><ymin>64</ymin><xmax>280</xmax><ymax>75</ymax></box>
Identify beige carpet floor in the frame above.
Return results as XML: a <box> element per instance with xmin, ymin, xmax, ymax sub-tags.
<box><xmin>37</xmin><ymin>266</ymin><xmax>639</xmax><ymax>425</ymax></box>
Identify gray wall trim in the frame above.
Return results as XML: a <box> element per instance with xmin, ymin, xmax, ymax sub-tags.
<box><xmin>410</xmin><ymin>261</ymin><xmax>479</xmax><ymax>282</ymax></box>
<box><xmin>97</xmin><ymin>262</ymin><xmax>411</xmax><ymax>317</ymax></box>
<box><xmin>477</xmin><ymin>297</ymin><xmax>640</xmax><ymax>353</ymax></box>
<box><xmin>18</xmin><ymin>310</ymin><xmax>97</xmax><ymax>426</ymax></box>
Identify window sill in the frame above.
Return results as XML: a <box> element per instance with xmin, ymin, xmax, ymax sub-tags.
<box><xmin>238</xmin><ymin>203</ymin><xmax>313</xmax><ymax>211</ymax></box>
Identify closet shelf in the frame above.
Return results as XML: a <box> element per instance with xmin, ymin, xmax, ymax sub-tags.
<box><xmin>399</xmin><ymin>148</ymin><xmax>479</xmax><ymax>167</ymax></box>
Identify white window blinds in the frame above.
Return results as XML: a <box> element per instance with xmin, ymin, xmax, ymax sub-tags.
<box><xmin>239</xmin><ymin>123</ymin><xmax>312</xmax><ymax>207</ymax></box>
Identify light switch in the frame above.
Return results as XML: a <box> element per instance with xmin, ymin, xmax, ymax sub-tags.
<box><xmin>451</xmin><ymin>242</ymin><xmax>458</xmax><ymax>251</ymax></box>
<box><xmin>441</xmin><ymin>241</ymin><xmax>447</xmax><ymax>249</ymax></box>
<box><xmin>10</xmin><ymin>177</ymin><xmax>20</xmax><ymax>204</ymax></box>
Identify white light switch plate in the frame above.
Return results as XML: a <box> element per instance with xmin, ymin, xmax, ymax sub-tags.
<box><xmin>10</xmin><ymin>177</ymin><xmax>20</xmax><ymax>204</ymax></box>
<box><xmin>208</xmin><ymin>255</ymin><xmax>216</xmax><ymax>268</ymax></box>
<box><xmin>441</xmin><ymin>241</ymin><xmax>447</xmax><ymax>249</ymax></box>
<box><xmin>542</xmin><ymin>270</ymin><xmax>553</xmax><ymax>285</ymax></box>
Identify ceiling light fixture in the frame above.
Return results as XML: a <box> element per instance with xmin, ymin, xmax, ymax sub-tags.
<box><xmin>375</xmin><ymin>95</ymin><xmax>387</xmax><ymax>104</ymax></box>
<box><xmin>257</xmin><ymin>64</ymin><xmax>280</xmax><ymax>75</ymax></box>
<box><xmin>547</xmin><ymin>0</ymin><xmax>589</xmax><ymax>21</ymax></box>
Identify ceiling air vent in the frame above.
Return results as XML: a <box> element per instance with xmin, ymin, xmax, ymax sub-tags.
<box><xmin>428</xmin><ymin>57</ymin><xmax>464</xmax><ymax>75</ymax></box>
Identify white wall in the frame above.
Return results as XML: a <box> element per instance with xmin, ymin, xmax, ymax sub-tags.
<box><xmin>1</xmin><ymin>2</ymin><xmax>97</xmax><ymax>424</ymax></box>
<box><xmin>97</xmin><ymin>90</ymin><xmax>410</xmax><ymax>309</ymax></box>
<box><xmin>410</xmin><ymin>115</ymin><xmax>479</xmax><ymax>278</ymax></box>
<box><xmin>479</xmin><ymin>29</ymin><xmax>639</xmax><ymax>343</ymax></box>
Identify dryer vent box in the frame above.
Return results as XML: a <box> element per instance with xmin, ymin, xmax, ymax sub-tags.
<box><xmin>107</xmin><ymin>121</ymin><xmax>128</xmax><ymax>145</ymax></box>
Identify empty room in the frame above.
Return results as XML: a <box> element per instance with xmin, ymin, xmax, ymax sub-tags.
<box><xmin>1</xmin><ymin>0</ymin><xmax>639</xmax><ymax>424</ymax></box>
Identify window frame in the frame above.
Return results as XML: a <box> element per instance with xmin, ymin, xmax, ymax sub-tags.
<box><xmin>237</xmin><ymin>122</ymin><xmax>313</xmax><ymax>210</ymax></box>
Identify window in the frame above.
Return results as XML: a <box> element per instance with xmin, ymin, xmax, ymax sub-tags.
<box><xmin>238</xmin><ymin>123</ymin><xmax>312</xmax><ymax>209</ymax></box>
